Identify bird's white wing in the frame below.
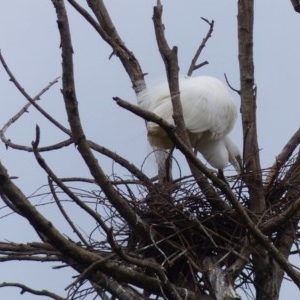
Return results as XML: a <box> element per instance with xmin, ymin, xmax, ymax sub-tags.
<box><xmin>179</xmin><ymin>76</ymin><xmax>237</xmax><ymax>137</ymax></box>
<box><xmin>138</xmin><ymin>76</ymin><xmax>238</xmax><ymax>151</ymax></box>
<box><xmin>141</xmin><ymin>81</ymin><xmax>176</xmax><ymax>126</ymax></box>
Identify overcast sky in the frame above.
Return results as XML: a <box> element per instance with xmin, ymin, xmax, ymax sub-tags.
<box><xmin>1</xmin><ymin>1</ymin><xmax>300</xmax><ymax>299</ymax></box>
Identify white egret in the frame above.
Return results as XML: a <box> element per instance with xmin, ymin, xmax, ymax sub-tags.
<box><xmin>138</xmin><ymin>76</ymin><xmax>242</xmax><ymax>174</ymax></box>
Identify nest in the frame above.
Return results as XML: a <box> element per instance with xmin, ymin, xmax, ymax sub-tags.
<box><xmin>93</xmin><ymin>155</ymin><xmax>300</xmax><ymax>296</ymax></box>
<box><xmin>124</xmin><ymin>175</ymin><xmax>250</xmax><ymax>292</ymax></box>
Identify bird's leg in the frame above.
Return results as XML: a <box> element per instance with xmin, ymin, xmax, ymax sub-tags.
<box><xmin>155</xmin><ymin>149</ymin><xmax>168</xmax><ymax>183</ymax></box>
<box><xmin>154</xmin><ymin>148</ymin><xmax>173</xmax><ymax>183</ymax></box>
<box><xmin>192</xmin><ymin>133</ymin><xmax>202</xmax><ymax>155</ymax></box>
<box><xmin>165</xmin><ymin>146</ymin><xmax>174</xmax><ymax>182</ymax></box>
<box><xmin>218</xmin><ymin>169</ymin><xmax>229</xmax><ymax>186</ymax></box>
<box><xmin>193</xmin><ymin>138</ymin><xmax>200</xmax><ymax>155</ymax></box>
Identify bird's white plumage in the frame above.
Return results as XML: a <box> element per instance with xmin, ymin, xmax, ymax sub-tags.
<box><xmin>197</xmin><ymin>136</ymin><xmax>241</xmax><ymax>170</ymax></box>
<box><xmin>138</xmin><ymin>76</ymin><xmax>241</xmax><ymax>171</ymax></box>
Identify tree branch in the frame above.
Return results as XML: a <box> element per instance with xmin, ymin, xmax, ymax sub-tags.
<box><xmin>291</xmin><ymin>0</ymin><xmax>300</xmax><ymax>13</ymax></box>
<box><xmin>0</xmin><ymin>51</ymin><xmax>69</xmax><ymax>135</ymax></box>
<box><xmin>265</xmin><ymin>127</ymin><xmax>300</xmax><ymax>190</ymax></box>
<box><xmin>187</xmin><ymin>17</ymin><xmax>214</xmax><ymax>76</ymax></box>
<box><xmin>68</xmin><ymin>0</ymin><xmax>146</xmax><ymax>94</ymax></box>
<box><xmin>88</xmin><ymin>140</ymin><xmax>153</xmax><ymax>186</ymax></box>
<box><xmin>238</xmin><ymin>0</ymin><xmax>265</xmax><ymax>213</ymax></box>
<box><xmin>48</xmin><ymin>178</ymin><xmax>89</xmax><ymax>247</ymax></box>
<box><xmin>0</xmin><ymin>282</ymin><xmax>65</xmax><ymax>300</ymax></box>
<box><xmin>51</xmin><ymin>0</ymin><xmax>149</xmax><ymax>238</ymax></box>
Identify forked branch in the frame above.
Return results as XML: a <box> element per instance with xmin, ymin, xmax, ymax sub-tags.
<box><xmin>51</xmin><ymin>0</ymin><xmax>149</xmax><ymax>238</ymax></box>
<box><xmin>68</xmin><ymin>0</ymin><xmax>146</xmax><ymax>94</ymax></box>
<box><xmin>187</xmin><ymin>17</ymin><xmax>214</xmax><ymax>76</ymax></box>
<box><xmin>0</xmin><ymin>283</ymin><xmax>64</xmax><ymax>300</ymax></box>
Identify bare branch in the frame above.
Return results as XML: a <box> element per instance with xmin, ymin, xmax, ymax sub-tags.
<box><xmin>51</xmin><ymin>0</ymin><xmax>149</xmax><ymax>238</ymax></box>
<box><xmin>1</xmin><ymin>137</ymin><xmax>73</xmax><ymax>153</ymax></box>
<box><xmin>291</xmin><ymin>0</ymin><xmax>300</xmax><ymax>13</ymax></box>
<box><xmin>265</xmin><ymin>127</ymin><xmax>300</xmax><ymax>190</ymax></box>
<box><xmin>48</xmin><ymin>178</ymin><xmax>89</xmax><ymax>247</ymax></box>
<box><xmin>152</xmin><ymin>1</ymin><xmax>189</xmax><ymax>145</ymax></box>
<box><xmin>187</xmin><ymin>17</ymin><xmax>214</xmax><ymax>76</ymax></box>
<box><xmin>68</xmin><ymin>0</ymin><xmax>146</xmax><ymax>94</ymax></box>
<box><xmin>261</xmin><ymin>195</ymin><xmax>300</xmax><ymax>232</ymax></box>
<box><xmin>151</xmin><ymin>3</ymin><xmax>238</xmax><ymax>214</ymax></box>
<box><xmin>238</xmin><ymin>0</ymin><xmax>265</xmax><ymax>213</ymax></box>
<box><xmin>0</xmin><ymin>282</ymin><xmax>65</xmax><ymax>300</ymax></box>
<box><xmin>31</xmin><ymin>136</ymin><xmax>117</xmax><ymax>240</ymax></box>
<box><xmin>223</xmin><ymin>190</ymin><xmax>300</xmax><ymax>288</ymax></box>
<box><xmin>0</xmin><ymin>66</ymin><xmax>72</xmax><ymax>152</ymax></box>
<box><xmin>88</xmin><ymin>140</ymin><xmax>153</xmax><ymax>186</ymax></box>
<box><xmin>0</xmin><ymin>51</ymin><xmax>69</xmax><ymax>135</ymax></box>
<box><xmin>224</xmin><ymin>73</ymin><xmax>240</xmax><ymax>95</ymax></box>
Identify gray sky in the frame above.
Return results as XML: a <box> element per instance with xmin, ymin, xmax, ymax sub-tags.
<box><xmin>1</xmin><ymin>1</ymin><xmax>300</xmax><ymax>299</ymax></box>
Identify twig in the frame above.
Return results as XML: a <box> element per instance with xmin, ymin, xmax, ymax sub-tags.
<box><xmin>0</xmin><ymin>74</ymin><xmax>72</xmax><ymax>152</ymax></box>
<box><xmin>65</xmin><ymin>254</ymin><xmax>115</xmax><ymax>291</ymax></box>
<box><xmin>31</xmin><ymin>131</ymin><xmax>115</xmax><ymax>239</ymax></box>
<box><xmin>0</xmin><ymin>50</ymin><xmax>69</xmax><ymax>135</ymax></box>
<box><xmin>187</xmin><ymin>17</ymin><xmax>214</xmax><ymax>76</ymax></box>
<box><xmin>0</xmin><ymin>193</ymin><xmax>22</xmax><ymax>216</ymax></box>
<box><xmin>48</xmin><ymin>178</ymin><xmax>89</xmax><ymax>247</ymax></box>
<box><xmin>265</xmin><ymin>127</ymin><xmax>300</xmax><ymax>190</ymax></box>
<box><xmin>261</xmin><ymin>195</ymin><xmax>300</xmax><ymax>232</ymax></box>
<box><xmin>1</xmin><ymin>137</ymin><xmax>73</xmax><ymax>153</ymax></box>
<box><xmin>68</xmin><ymin>0</ymin><xmax>146</xmax><ymax>94</ymax></box>
<box><xmin>224</xmin><ymin>73</ymin><xmax>240</xmax><ymax>95</ymax></box>
<box><xmin>88</xmin><ymin>140</ymin><xmax>153</xmax><ymax>186</ymax></box>
<box><xmin>0</xmin><ymin>282</ymin><xmax>65</xmax><ymax>299</ymax></box>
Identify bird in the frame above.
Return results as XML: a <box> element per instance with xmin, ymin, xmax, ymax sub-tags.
<box><xmin>138</xmin><ymin>75</ymin><xmax>242</xmax><ymax>174</ymax></box>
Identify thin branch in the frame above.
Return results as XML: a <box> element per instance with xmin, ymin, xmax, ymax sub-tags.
<box><xmin>152</xmin><ymin>1</ymin><xmax>191</xmax><ymax>187</ymax></box>
<box><xmin>1</xmin><ymin>138</ymin><xmax>73</xmax><ymax>153</ymax></box>
<box><xmin>52</xmin><ymin>0</ymin><xmax>149</xmax><ymax>238</ymax></box>
<box><xmin>261</xmin><ymin>195</ymin><xmax>300</xmax><ymax>233</ymax></box>
<box><xmin>265</xmin><ymin>127</ymin><xmax>300</xmax><ymax>190</ymax></box>
<box><xmin>0</xmin><ymin>193</ymin><xmax>22</xmax><ymax>216</ymax></box>
<box><xmin>31</xmin><ymin>130</ymin><xmax>114</xmax><ymax>240</ymax></box>
<box><xmin>0</xmin><ymin>282</ymin><xmax>65</xmax><ymax>300</ymax></box>
<box><xmin>0</xmin><ymin>73</ymin><xmax>72</xmax><ymax>152</ymax></box>
<box><xmin>224</xmin><ymin>73</ymin><xmax>240</xmax><ymax>95</ymax></box>
<box><xmin>88</xmin><ymin>140</ymin><xmax>153</xmax><ymax>186</ymax></box>
<box><xmin>291</xmin><ymin>0</ymin><xmax>300</xmax><ymax>13</ymax></box>
<box><xmin>187</xmin><ymin>17</ymin><xmax>214</xmax><ymax>76</ymax></box>
<box><xmin>68</xmin><ymin>0</ymin><xmax>146</xmax><ymax>94</ymax></box>
<box><xmin>0</xmin><ymin>50</ymin><xmax>70</xmax><ymax>135</ymax></box>
<box><xmin>48</xmin><ymin>178</ymin><xmax>89</xmax><ymax>247</ymax></box>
